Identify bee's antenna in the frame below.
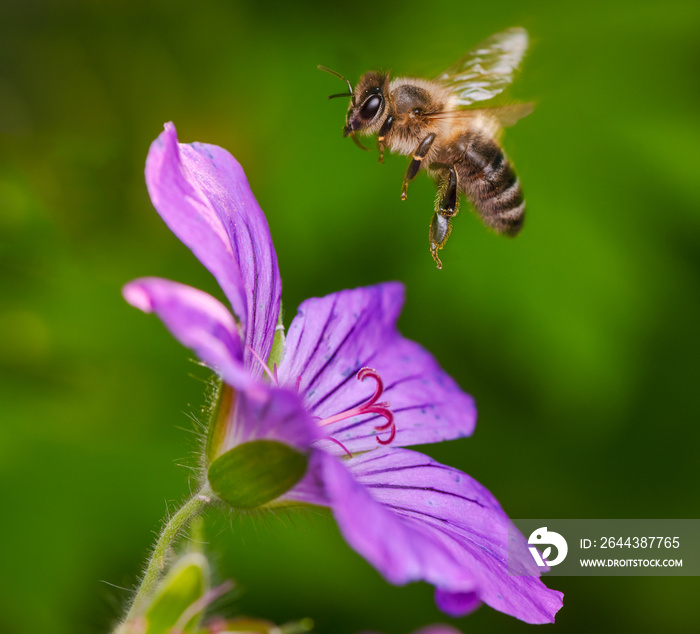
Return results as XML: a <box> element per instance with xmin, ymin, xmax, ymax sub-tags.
<box><xmin>318</xmin><ymin>65</ymin><xmax>354</xmax><ymax>102</ymax></box>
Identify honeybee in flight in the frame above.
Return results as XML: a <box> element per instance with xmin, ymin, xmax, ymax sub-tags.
<box><xmin>320</xmin><ymin>27</ymin><xmax>532</xmax><ymax>268</ymax></box>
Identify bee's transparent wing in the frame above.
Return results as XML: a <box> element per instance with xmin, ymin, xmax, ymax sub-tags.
<box><xmin>436</xmin><ymin>27</ymin><xmax>529</xmax><ymax>106</ymax></box>
<box><xmin>426</xmin><ymin>102</ymin><xmax>534</xmax><ymax>127</ymax></box>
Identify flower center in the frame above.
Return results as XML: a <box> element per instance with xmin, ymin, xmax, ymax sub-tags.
<box><xmin>245</xmin><ymin>347</ymin><xmax>396</xmax><ymax>456</ymax></box>
<box><xmin>318</xmin><ymin>367</ymin><xmax>396</xmax><ymax>452</ymax></box>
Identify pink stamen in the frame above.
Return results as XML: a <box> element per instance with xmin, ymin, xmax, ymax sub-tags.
<box><xmin>246</xmin><ymin>345</ymin><xmax>277</xmax><ymax>384</ymax></box>
<box><xmin>356</xmin><ymin>366</ymin><xmax>384</xmax><ymax>406</ymax></box>
<box><xmin>326</xmin><ymin>436</ymin><xmax>353</xmax><ymax>457</ymax></box>
<box><xmin>318</xmin><ymin>367</ymin><xmax>396</xmax><ymax>447</ymax></box>
<box><xmin>375</xmin><ymin>417</ymin><xmax>396</xmax><ymax>444</ymax></box>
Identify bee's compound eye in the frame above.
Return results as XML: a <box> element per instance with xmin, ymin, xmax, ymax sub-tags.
<box><xmin>360</xmin><ymin>94</ymin><xmax>382</xmax><ymax>120</ymax></box>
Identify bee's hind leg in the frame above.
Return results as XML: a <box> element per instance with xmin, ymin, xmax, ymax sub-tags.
<box><xmin>429</xmin><ymin>164</ymin><xmax>460</xmax><ymax>269</ymax></box>
<box><xmin>401</xmin><ymin>133</ymin><xmax>436</xmax><ymax>200</ymax></box>
<box><xmin>377</xmin><ymin>115</ymin><xmax>394</xmax><ymax>163</ymax></box>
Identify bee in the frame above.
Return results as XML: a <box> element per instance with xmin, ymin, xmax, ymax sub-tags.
<box><xmin>320</xmin><ymin>27</ymin><xmax>533</xmax><ymax>269</ymax></box>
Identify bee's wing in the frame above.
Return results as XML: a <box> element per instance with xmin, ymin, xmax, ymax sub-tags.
<box><xmin>436</xmin><ymin>27</ymin><xmax>529</xmax><ymax>107</ymax></box>
<box><xmin>426</xmin><ymin>102</ymin><xmax>534</xmax><ymax>127</ymax></box>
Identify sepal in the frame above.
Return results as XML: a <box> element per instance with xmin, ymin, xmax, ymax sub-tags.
<box><xmin>208</xmin><ymin>440</ymin><xmax>308</xmax><ymax>509</ymax></box>
<box><xmin>205</xmin><ymin>380</ymin><xmax>233</xmax><ymax>466</ymax></box>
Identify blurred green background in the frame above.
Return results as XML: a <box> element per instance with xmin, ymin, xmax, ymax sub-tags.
<box><xmin>1</xmin><ymin>0</ymin><xmax>699</xmax><ymax>632</ymax></box>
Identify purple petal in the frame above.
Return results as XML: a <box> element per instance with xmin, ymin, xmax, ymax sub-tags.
<box><xmin>123</xmin><ymin>277</ymin><xmax>255</xmax><ymax>392</ymax></box>
<box><xmin>276</xmin><ymin>283</ymin><xmax>476</xmax><ymax>454</ymax></box>
<box><xmin>216</xmin><ymin>381</ymin><xmax>321</xmax><ymax>458</ymax></box>
<box><xmin>278</xmin><ymin>448</ymin><xmax>332</xmax><ymax>507</ymax></box>
<box><xmin>432</xmin><ymin>591</ymin><xmax>482</xmax><ymax>618</ymax></box>
<box><xmin>327</xmin><ymin>448</ymin><xmax>563</xmax><ymax>624</ymax></box>
<box><xmin>145</xmin><ymin>123</ymin><xmax>281</xmax><ymax>372</ymax></box>
<box><xmin>321</xmin><ymin>451</ymin><xmax>473</xmax><ymax>588</ymax></box>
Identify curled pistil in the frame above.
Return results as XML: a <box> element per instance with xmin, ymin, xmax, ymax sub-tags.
<box><xmin>318</xmin><ymin>367</ymin><xmax>396</xmax><ymax>446</ymax></box>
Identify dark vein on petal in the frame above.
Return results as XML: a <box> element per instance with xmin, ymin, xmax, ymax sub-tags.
<box><xmin>278</xmin><ymin>315</ymin><xmax>307</xmax><ymax>382</ymax></box>
<box><xmin>294</xmin><ymin>320</ymin><xmax>308</xmax><ymax>361</ymax></box>
<box><xmin>384</xmin><ymin>503</ymin><xmax>453</xmax><ymax>525</ymax></box>
<box><xmin>383</xmin><ymin>506</ymin><xmax>499</xmax><ymax>555</ymax></box>
<box><xmin>378</xmin><ymin>504</ymin><xmax>478</xmax><ymax>570</ymax></box>
<box><xmin>244</xmin><ymin>219</ymin><xmax>259</xmax><ymax>355</ymax></box>
<box><xmin>391</xmin><ymin>508</ymin><xmax>496</xmax><ymax>553</ymax></box>
<box><xmin>394</xmin><ymin>511</ymin><xmax>506</xmax><ymax>563</ymax></box>
<box><xmin>306</xmin><ymin>309</ymin><xmax>361</xmax><ymax>391</ymax></box>
<box><xmin>300</xmin><ymin>296</ymin><xmax>338</xmax><ymax>382</ymax></box>
<box><xmin>309</xmin><ymin>350</ymin><xmax>417</xmax><ymax>414</ymax></box>
<box><xmin>364</xmin><ymin>483</ymin><xmax>485</xmax><ymax>508</ymax></box>
<box><xmin>307</xmin><ymin>347</ymin><xmax>381</xmax><ymax>411</ymax></box>
<box><xmin>345</xmin><ymin>451</ymin><xmax>392</xmax><ymax>468</ymax></box>
<box><xmin>280</xmin><ymin>317</ymin><xmax>306</xmax><ymax>372</ymax></box>
<box><xmin>358</xmin><ymin>462</ymin><xmax>455</xmax><ymax>478</ymax></box>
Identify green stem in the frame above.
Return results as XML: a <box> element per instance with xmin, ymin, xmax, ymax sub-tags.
<box><xmin>120</xmin><ymin>484</ymin><xmax>214</xmax><ymax>626</ymax></box>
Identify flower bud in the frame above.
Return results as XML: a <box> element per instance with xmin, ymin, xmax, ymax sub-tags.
<box><xmin>119</xmin><ymin>553</ymin><xmax>209</xmax><ymax>634</ymax></box>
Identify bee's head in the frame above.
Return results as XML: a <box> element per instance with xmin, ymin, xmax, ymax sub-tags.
<box><xmin>318</xmin><ymin>66</ymin><xmax>389</xmax><ymax>150</ymax></box>
<box><xmin>343</xmin><ymin>71</ymin><xmax>389</xmax><ymax>137</ymax></box>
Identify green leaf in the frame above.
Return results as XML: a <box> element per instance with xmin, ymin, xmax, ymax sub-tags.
<box><xmin>145</xmin><ymin>553</ymin><xmax>208</xmax><ymax>634</ymax></box>
<box><xmin>207</xmin><ymin>440</ymin><xmax>307</xmax><ymax>509</ymax></box>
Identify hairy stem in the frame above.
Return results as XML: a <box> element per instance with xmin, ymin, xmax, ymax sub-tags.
<box><xmin>119</xmin><ymin>484</ymin><xmax>214</xmax><ymax>627</ymax></box>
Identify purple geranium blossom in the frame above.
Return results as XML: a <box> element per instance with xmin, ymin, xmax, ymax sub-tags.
<box><xmin>124</xmin><ymin>123</ymin><xmax>563</xmax><ymax>624</ymax></box>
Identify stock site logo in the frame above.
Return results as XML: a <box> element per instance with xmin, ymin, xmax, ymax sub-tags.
<box><xmin>528</xmin><ymin>527</ymin><xmax>568</xmax><ymax>567</ymax></box>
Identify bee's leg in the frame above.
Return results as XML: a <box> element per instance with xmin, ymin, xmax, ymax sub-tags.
<box><xmin>429</xmin><ymin>214</ymin><xmax>451</xmax><ymax>270</ymax></box>
<box><xmin>433</xmin><ymin>163</ymin><xmax>459</xmax><ymax>216</ymax></box>
<box><xmin>429</xmin><ymin>165</ymin><xmax>460</xmax><ymax>269</ymax></box>
<box><xmin>377</xmin><ymin>115</ymin><xmax>394</xmax><ymax>163</ymax></box>
<box><xmin>401</xmin><ymin>133</ymin><xmax>436</xmax><ymax>199</ymax></box>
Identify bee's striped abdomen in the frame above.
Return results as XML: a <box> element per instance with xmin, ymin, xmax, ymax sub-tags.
<box><xmin>458</xmin><ymin>133</ymin><xmax>525</xmax><ymax>236</ymax></box>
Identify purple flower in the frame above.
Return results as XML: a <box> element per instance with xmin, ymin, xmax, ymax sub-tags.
<box><xmin>124</xmin><ymin>123</ymin><xmax>563</xmax><ymax>624</ymax></box>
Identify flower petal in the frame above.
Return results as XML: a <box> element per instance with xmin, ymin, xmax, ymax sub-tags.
<box><xmin>432</xmin><ymin>590</ymin><xmax>481</xmax><ymax>618</ymax></box>
<box><xmin>326</xmin><ymin>448</ymin><xmax>563</xmax><ymax>624</ymax></box>
<box><xmin>277</xmin><ymin>448</ymin><xmax>332</xmax><ymax>507</ymax></box>
<box><xmin>145</xmin><ymin>123</ymin><xmax>281</xmax><ymax>371</ymax></box>
<box><xmin>123</xmin><ymin>277</ymin><xmax>254</xmax><ymax>391</ymax></box>
<box><xmin>320</xmin><ymin>450</ymin><xmax>471</xmax><ymax>588</ymax></box>
<box><xmin>217</xmin><ymin>381</ymin><xmax>321</xmax><ymax>458</ymax></box>
<box><xmin>276</xmin><ymin>283</ymin><xmax>476</xmax><ymax>454</ymax></box>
